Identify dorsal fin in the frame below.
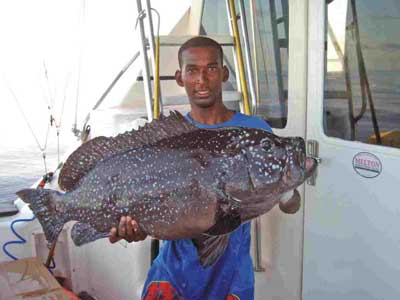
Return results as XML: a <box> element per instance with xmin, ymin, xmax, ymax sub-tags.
<box><xmin>59</xmin><ymin>111</ymin><xmax>197</xmax><ymax>191</ymax></box>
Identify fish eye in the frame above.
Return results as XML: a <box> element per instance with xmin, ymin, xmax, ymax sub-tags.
<box><xmin>261</xmin><ymin>140</ymin><xmax>272</xmax><ymax>151</ymax></box>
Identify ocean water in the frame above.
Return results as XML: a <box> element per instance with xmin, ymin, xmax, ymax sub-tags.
<box><xmin>0</xmin><ymin>137</ymin><xmax>74</xmax><ymax>203</ymax></box>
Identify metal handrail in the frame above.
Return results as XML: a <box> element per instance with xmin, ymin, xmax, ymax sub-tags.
<box><xmin>143</xmin><ymin>1</ymin><xmax>163</xmax><ymax>117</ymax></box>
<box><xmin>250</xmin><ymin>0</ymin><xmax>261</xmax><ymax>108</ymax></box>
<box><xmin>238</xmin><ymin>0</ymin><xmax>257</xmax><ymax>115</ymax></box>
<box><xmin>226</xmin><ymin>0</ymin><xmax>251</xmax><ymax>115</ymax></box>
<box><xmin>136</xmin><ymin>0</ymin><xmax>154</xmax><ymax>122</ymax></box>
<box><xmin>153</xmin><ymin>36</ymin><xmax>161</xmax><ymax>118</ymax></box>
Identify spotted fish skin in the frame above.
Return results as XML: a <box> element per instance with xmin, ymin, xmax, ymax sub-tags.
<box><xmin>16</xmin><ymin>112</ymin><xmax>317</xmax><ymax>267</ymax></box>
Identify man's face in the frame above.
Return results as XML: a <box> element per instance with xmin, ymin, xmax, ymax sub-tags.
<box><xmin>175</xmin><ymin>47</ymin><xmax>229</xmax><ymax>109</ymax></box>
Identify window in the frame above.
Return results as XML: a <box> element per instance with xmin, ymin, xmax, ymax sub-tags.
<box><xmin>324</xmin><ymin>0</ymin><xmax>400</xmax><ymax>149</ymax></box>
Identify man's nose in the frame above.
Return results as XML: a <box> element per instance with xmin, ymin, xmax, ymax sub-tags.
<box><xmin>197</xmin><ymin>69</ymin><xmax>208</xmax><ymax>84</ymax></box>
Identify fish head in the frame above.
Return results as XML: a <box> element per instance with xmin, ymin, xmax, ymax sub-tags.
<box><xmin>280</xmin><ymin>137</ymin><xmax>318</xmax><ymax>190</ymax></box>
<box><xmin>243</xmin><ymin>132</ymin><xmax>317</xmax><ymax>193</ymax></box>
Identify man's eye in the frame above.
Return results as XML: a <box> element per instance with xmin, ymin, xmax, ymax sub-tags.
<box><xmin>208</xmin><ymin>66</ymin><xmax>217</xmax><ymax>72</ymax></box>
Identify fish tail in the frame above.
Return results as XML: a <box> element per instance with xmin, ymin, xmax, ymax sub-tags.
<box><xmin>16</xmin><ymin>188</ymin><xmax>66</xmax><ymax>243</ymax></box>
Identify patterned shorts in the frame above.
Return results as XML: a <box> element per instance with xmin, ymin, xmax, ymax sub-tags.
<box><xmin>142</xmin><ymin>281</ymin><xmax>240</xmax><ymax>300</ymax></box>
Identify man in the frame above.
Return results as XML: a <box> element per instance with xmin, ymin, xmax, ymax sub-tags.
<box><xmin>109</xmin><ymin>36</ymin><xmax>299</xmax><ymax>299</ymax></box>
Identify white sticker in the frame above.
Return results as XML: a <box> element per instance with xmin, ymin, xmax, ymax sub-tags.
<box><xmin>352</xmin><ymin>152</ymin><xmax>382</xmax><ymax>178</ymax></box>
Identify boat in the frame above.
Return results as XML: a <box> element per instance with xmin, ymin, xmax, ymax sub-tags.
<box><xmin>1</xmin><ymin>0</ymin><xmax>399</xmax><ymax>299</ymax></box>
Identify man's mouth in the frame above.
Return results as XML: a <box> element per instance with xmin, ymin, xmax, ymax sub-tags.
<box><xmin>195</xmin><ymin>90</ymin><xmax>210</xmax><ymax>98</ymax></box>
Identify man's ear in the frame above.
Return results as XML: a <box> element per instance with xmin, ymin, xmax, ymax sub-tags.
<box><xmin>222</xmin><ymin>66</ymin><xmax>229</xmax><ymax>82</ymax></box>
<box><xmin>175</xmin><ymin>69</ymin><xmax>184</xmax><ymax>87</ymax></box>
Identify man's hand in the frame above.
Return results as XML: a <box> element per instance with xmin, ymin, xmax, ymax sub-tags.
<box><xmin>109</xmin><ymin>216</ymin><xmax>148</xmax><ymax>243</ymax></box>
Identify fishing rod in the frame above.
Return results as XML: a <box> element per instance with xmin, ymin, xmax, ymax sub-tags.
<box><xmin>5</xmin><ymin>81</ymin><xmax>50</xmax><ymax>174</ymax></box>
<box><xmin>72</xmin><ymin>0</ymin><xmax>86</xmax><ymax>138</ymax></box>
<box><xmin>55</xmin><ymin>74</ymin><xmax>69</xmax><ymax>165</ymax></box>
<box><xmin>41</xmin><ymin>62</ymin><xmax>71</xmax><ymax>165</ymax></box>
<box><xmin>42</xmin><ymin>61</ymin><xmax>56</xmax><ymax>124</ymax></box>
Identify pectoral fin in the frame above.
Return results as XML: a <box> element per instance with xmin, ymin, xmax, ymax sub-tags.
<box><xmin>208</xmin><ymin>187</ymin><xmax>242</xmax><ymax>235</ymax></box>
<box><xmin>192</xmin><ymin>234</ymin><xmax>229</xmax><ymax>268</ymax></box>
<box><xmin>206</xmin><ymin>205</ymin><xmax>241</xmax><ymax>235</ymax></box>
<box><xmin>71</xmin><ymin>222</ymin><xmax>108</xmax><ymax>246</ymax></box>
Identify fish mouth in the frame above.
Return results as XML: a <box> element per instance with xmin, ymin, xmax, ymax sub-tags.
<box><xmin>282</xmin><ymin>156</ymin><xmax>317</xmax><ymax>181</ymax></box>
<box><xmin>280</xmin><ymin>189</ymin><xmax>295</xmax><ymax>204</ymax></box>
<box><xmin>305</xmin><ymin>157</ymin><xmax>318</xmax><ymax>179</ymax></box>
<box><xmin>281</xmin><ymin>157</ymin><xmax>318</xmax><ymax>191</ymax></box>
<box><xmin>279</xmin><ymin>189</ymin><xmax>301</xmax><ymax>214</ymax></box>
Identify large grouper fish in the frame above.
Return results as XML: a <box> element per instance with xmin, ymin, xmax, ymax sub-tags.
<box><xmin>17</xmin><ymin>111</ymin><xmax>317</xmax><ymax>267</ymax></box>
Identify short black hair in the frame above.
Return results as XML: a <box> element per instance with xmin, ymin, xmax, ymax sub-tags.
<box><xmin>178</xmin><ymin>36</ymin><xmax>224</xmax><ymax>68</ymax></box>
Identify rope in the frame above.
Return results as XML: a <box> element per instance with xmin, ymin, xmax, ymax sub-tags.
<box><xmin>54</xmin><ymin>72</ymin><xmax>70</xmax><ymax>164</ymax></box>
<box><xmin>57</xmin><ymin>73</ymin><xmax>70</xmax><ymax>129</ymax></box>
<box><xmin>42</xmin><ymin>60</ymin><xmax>56</xmax><ymax>118</ymax></box>
<box><xmin>2</xmin><ymin>216</ymin><xmax>36</xmax><ymax>261</ymax></box>
<box><xmin>6</xmin><ymin>82</ymin><xmax>50</xmax><ymax>173</ymax></box>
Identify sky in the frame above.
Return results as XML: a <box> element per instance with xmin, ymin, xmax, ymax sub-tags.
<box><xmin>0</xmin><ymin>0</ymin><xmax>139</xmax><ymax>148</ymax></box>
<box><xmin>0</xmin><ymin>0</ymin><xmax>189</xmax><ymax>149</ymax></box>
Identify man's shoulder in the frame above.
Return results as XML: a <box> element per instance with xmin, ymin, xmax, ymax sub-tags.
<box><xmin>233</xmin><ymin>112</ymin><xmax>272</xmax><ymax>132</ymax></box>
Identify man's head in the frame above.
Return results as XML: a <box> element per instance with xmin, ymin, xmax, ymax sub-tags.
<box><xmin>175</xmin><ymin>36</ymin><xmax>229</xmax><ymax>109</ymax></box>
<box><xmin>177</xmin><ymin>36</ymin><xmax>224</xmax><ymax>68</ymax></box>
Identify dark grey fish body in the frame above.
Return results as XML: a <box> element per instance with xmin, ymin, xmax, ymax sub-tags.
<box><xmin>17</xmin><ymin>112</ymin><xmax>317</xmax><ymax>267</ymax></box>
<box><xmin>64</xmin><ymin>144</ymin><xmax>222</xmax><ymax>240</ymax></box>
